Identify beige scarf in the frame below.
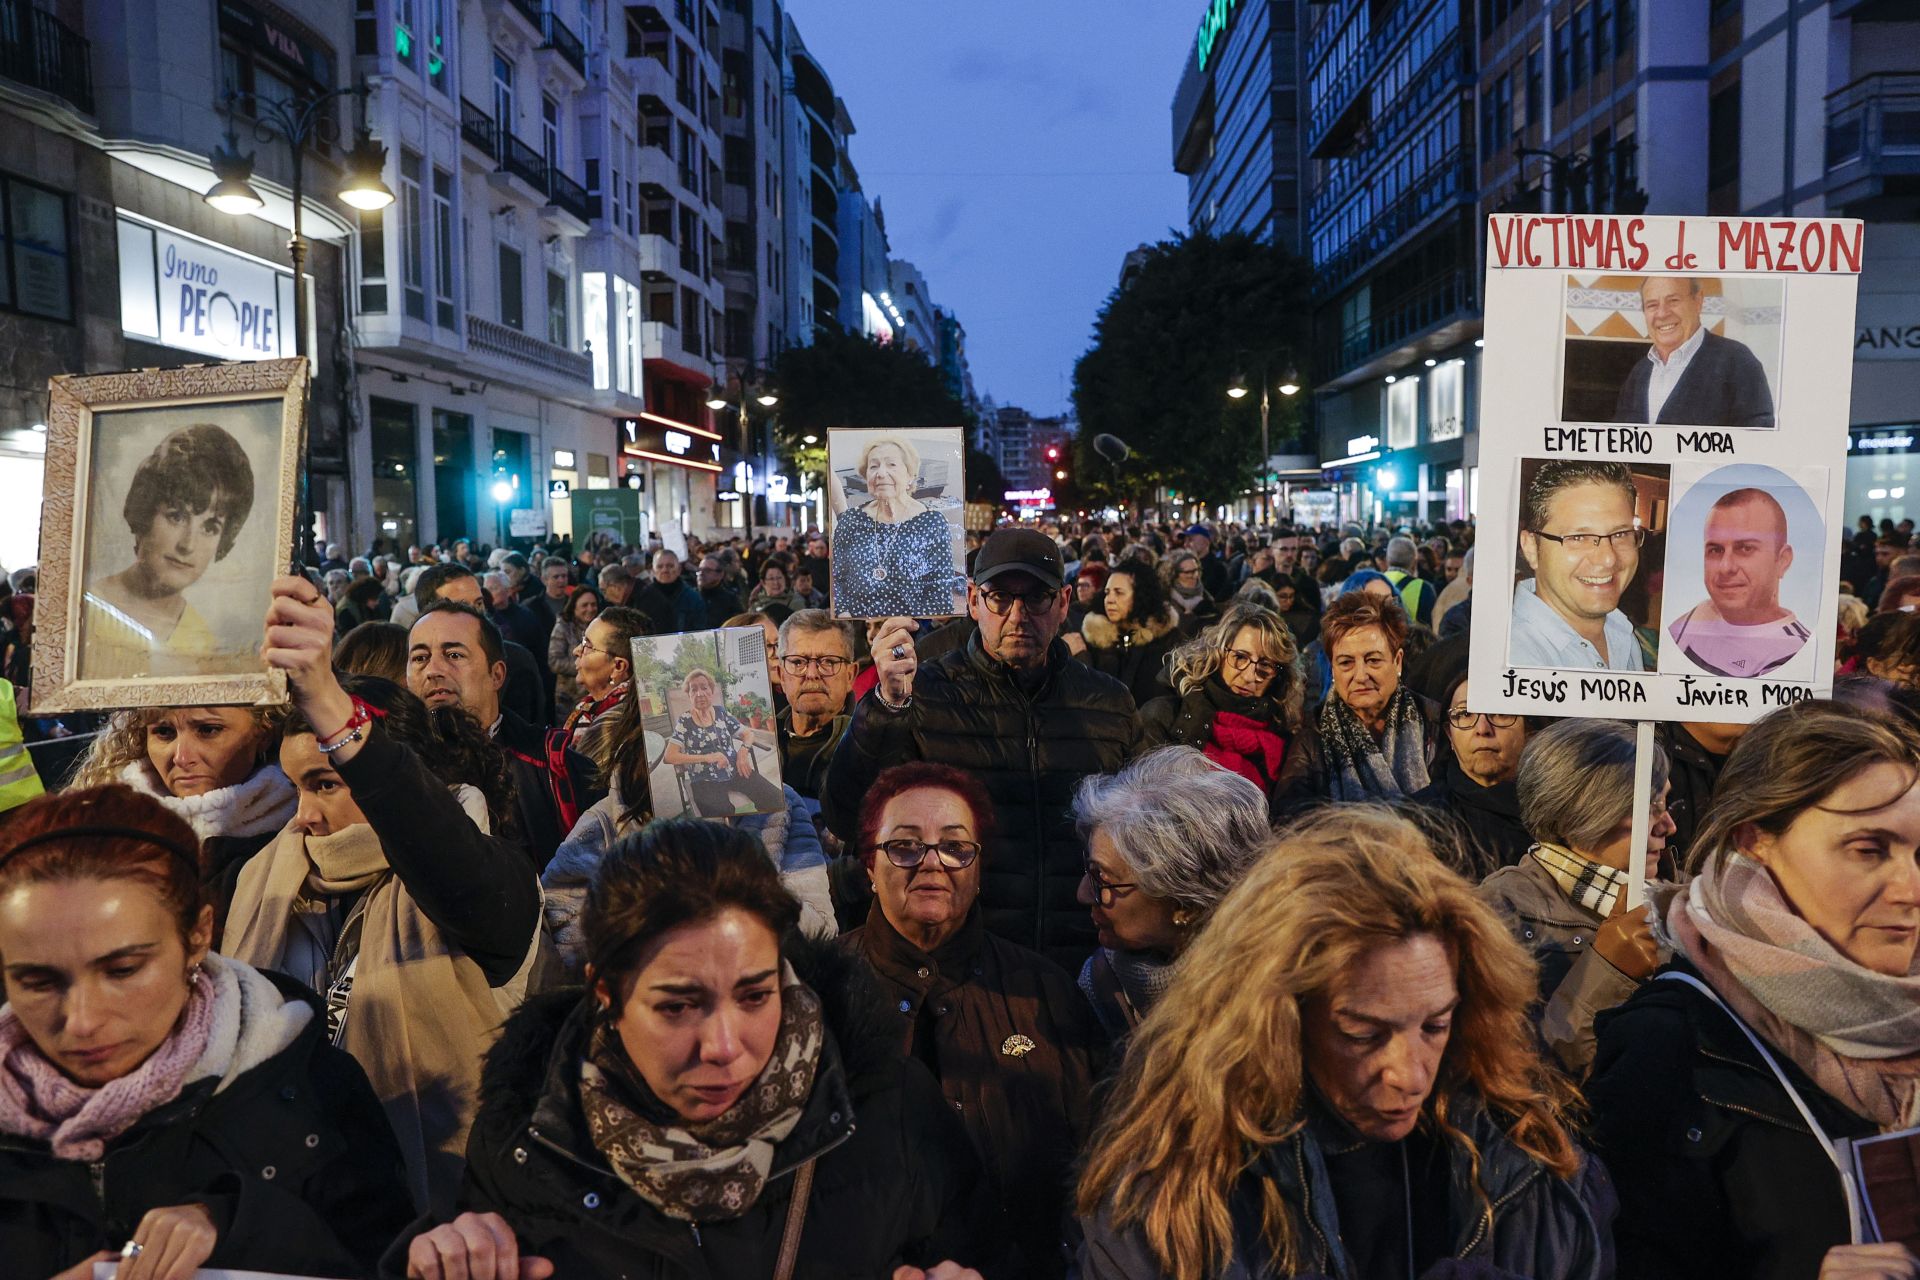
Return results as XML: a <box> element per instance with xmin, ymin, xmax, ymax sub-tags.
<box><xmin>1661</xmin><ymin>855</ymin><xmax>1920</xmax><ymax>1130</ymax></box>
<box><xmin>223</xmin><ymin>788</ymin><xmax>515</xmax><ymax>1215</ymax></box>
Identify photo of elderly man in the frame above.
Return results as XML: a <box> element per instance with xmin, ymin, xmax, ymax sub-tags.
<box><xmin>1614</xmin><ymin>276</ymin><xmax>1775</xmax><ymax>428</ymax></box>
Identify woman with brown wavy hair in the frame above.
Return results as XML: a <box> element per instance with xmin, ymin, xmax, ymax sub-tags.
<box><xmin>1077</xmin><ymin>806</ymin><xmax>1614</xmax><ymax>1280</ymax></box>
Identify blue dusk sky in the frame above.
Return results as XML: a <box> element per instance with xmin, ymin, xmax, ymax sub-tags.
<box><xmin>789</xmin><ymin>1</ymin><xmax>1198</xmax><ymax>417</ymax></box>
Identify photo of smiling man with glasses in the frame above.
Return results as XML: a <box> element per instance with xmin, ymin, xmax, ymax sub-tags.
<box><xmin>1511</xmin><ymin>459</ymin><xmax>1666</xmax><ymax>672</ymax></box>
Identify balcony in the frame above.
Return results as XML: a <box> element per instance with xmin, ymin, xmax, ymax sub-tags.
<box><xmin>637</xmin><ymin>232</ymin><xmax>674</xmax><ymax>280</ymax></box>
<box><xmin>538</xmin><ymin>10</ymin><xmax>586</xmax><ymax>76</ymax></box>
<box><xmin>1826</xmin><ymin>74</ymin><xmax>1920</xmax><ymax>214</ymax></box>
<box><xmin>497</xmin><ymin>131</ymin><xmax>547</xmax><ymax>193</ymax></box>
<box><xmin>543</xmin><ymin>166</ymin><xmax>592</xmax><ymax>232</ymax></box>
<box><xmin>0</xmin><ymin>0</ymin><xmax>93</xmax><ymax>115</ymax></box>
<box><xmin>460</xmin><ymin>97</ymin><xmax>495</xmax><ymax>157</ymax></box>
<box><xmin>1307</xmin><ymin>0</ymin><xmax>1444</xmax><ymax>155</ymax></box>
<box><xmin>500</xmin><ymin>0</ymin><xmax>543</xmax><ymax>37</ymax></box>
<box><xmin>1322</xmin><ymin>269</ymin><xmax>1474</xmax><ymax>379</ymax></box>
<box><xmin>1313</xmin><ymin>150</ymin><xmax>1472</xmax><ymax>293</ymax></box>
<box><xmin>468</xmin><ymin>313</ymin><xmax>592</xmax><ymax>382</ymax></box>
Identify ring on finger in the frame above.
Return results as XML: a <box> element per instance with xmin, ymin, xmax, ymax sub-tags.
<box><xmin>891</xmin><ymin>644</ymin><xmax>908</xmax><ymax>660</ymax></box>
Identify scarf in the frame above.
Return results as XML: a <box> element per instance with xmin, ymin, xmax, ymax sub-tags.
<box><xmin>1206</xmin><ymin>708</ymin><xmax>1288</xmax><ymax>792</ymax></box>
<box><xmin>1317</xmin><ymin>686</ymin><xmax>1431</xmax><ymax>801</ymax></box>
<box><xmin>1659</xmin><ymin>855</ymin><xmax>1920</xmax><ymax>1129</ymax></box>
<box><xmin>119</xmin><ymin>759</ymin><xmax>297</xmax><ymax>842</ymax></box>
<box><xmin>0</xmin><ymin>953</ymin><xmax>310</xmax><ymax>1160</ymax></box>
<box><xmin>1530</xmin><ymin>842</ymin><xmax>1627</xmax><ymax>918</ymax></box>
<box><xmin>580</xmin><ymin>968</ymin><xmax>824</xmax><ymax>1221</ymax></box>
<box><xmin>1169</xmin><ymin>584</ymin><xmax>1207</xmax><ymax>614</ymax></box>
<box><xmin>223</xmin><ymin>786</ymin><xmax>526</xmax><ymax>1213</ymax></box>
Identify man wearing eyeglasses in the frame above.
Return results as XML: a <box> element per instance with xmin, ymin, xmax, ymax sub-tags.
<box><xmin>774</xmin><ymin>609</ymin><xmax>856</xmax><ymax>807</ymax></box>
<box><xmin>1511</xmin><ymin>460</ymin><xmax>1647</xmax><ymax>672</ymax></box>
<box><xmin>822</xmin><ymin>527</ymin><xmax>1141</xmax><ymax>970</ymax></box>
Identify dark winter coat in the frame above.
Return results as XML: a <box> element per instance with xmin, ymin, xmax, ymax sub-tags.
<box><xmin>1614</xmin><ymin>328</ymin><xmax>1775</xmax><ymax>428</ymax></box>
<box><xmin>1410</xmin><ymin>759</ymin><xmax>1532</xmax><ymax>875</ymax></box>
<box><xmin>1079</xmin><ymin>1095</ymin><xmax>1616</xmax><ymax>1280</ymax></box>
<box><xmin>1277</xmin><ymin>691</ymin><xmax>1444</xmax><ymax>815</ymax></box>
<box><xmin>387</xmin><ymin>939</ymin><xmax>1009</xmax><ymax>1279</ymax></box>
<box><xmin>1587</xmin><ymin>960</ymin><xmax>1875</xmax><ymax>1280</ymax></box>
<box><xmin>1078</xmin><ymin>607</ymin><xmax>1183</xmax><ymax>708</ymax></box>
<box><xmin>495</xmin><ymin>707</ymin><xmax>606</xmax><ymax>874</ymax></box>
<box><xmin>1138</xmin><ymin>677</ymin><xmax>1301</xmax><ymax>815</ymax></box>
<box><xmin>1654</xmin><ymin>723</ymin><xmax>1731</xmax><ymax>874</ymax></box>
<box><xmin>846</xmin><ymin>902</ymin><xmax>1105</xmax><ymax>1278</ymax></box>
<box><xmin>0</xmin><ymin>969</ymin><xmax>412</xmax><ymax>1280</ymax></box>
<box><xmin>633</xmin><ymin>578</ymin><xmax>705</xmax><ymax>636</ymax></box>
<box><xmin>822</xmin><ymin>633</ymin><xmax>1141</xmax><ymax>970</ymax></box>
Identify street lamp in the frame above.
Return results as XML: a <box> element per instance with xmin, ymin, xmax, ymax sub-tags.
<box><xmin>203</xmin><ymin>87</ymin><xmax>392</xmax><ymax>362</ymax></box>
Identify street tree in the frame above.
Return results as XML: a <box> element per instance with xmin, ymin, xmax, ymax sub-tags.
<box><xmin>1071</xmin><ymin>232</ymin><xmax>1314</xmax><ymax>510</ymax></box>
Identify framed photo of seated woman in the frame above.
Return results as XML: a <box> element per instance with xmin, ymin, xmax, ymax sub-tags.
<box><xmin>32</xmin><ymin>358</ymin><xmax>307</xmax><ymax>712</ymax></box>
<box><xmin>629</xmin><ymin>625</ymin><xmax>786</xmax><ymax>820</ymax></box>
<box><xmin>826</xmin><ymin>426</ymin><xmax>968</xmax><ymax>620</ymax></box>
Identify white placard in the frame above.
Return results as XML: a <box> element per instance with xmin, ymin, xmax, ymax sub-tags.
<box><xmin>508</xmin><ymin>507</ymin><xmax>549</xmax><ymax>537</ymax></box>
<box><xmin>1467</xmin><ymin>213</ymin><xmax>1862</xmax><ymax>723</ymax></box>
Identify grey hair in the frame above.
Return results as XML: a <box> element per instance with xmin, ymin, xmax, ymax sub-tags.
<box><xmin>349</xmin><ymin>556</ymin><xmax>372</xmax><ymax>576</ymax></box>
<box><xmin>1072</xmin><ymin>746</ymin><xmax>1271</xmax><ymax>915</ymax></box>
<box><xmin>1386</xmin><ymin>536</ymin><xmax>1417</xmax><ymax>570</ymax></box>
<box><xmin>1339</xmin><ymin>537</ymin><xmax>1364</xmax><ymax>558</ymax></box>
<box><xmin>777</xmin><ymin>607</ymin><xmax>853</xmax><ymax>657</ymax></box>
<box><xmin>1460</xmin><ymin>545</ymin><xmax>1475</xmax><ymax>584</ymax></box>
<box><xmin>1517</xmin><ymin>719</ymin><xmax>1670</xmax><ymax>853</ymax></box>
<box><xmin>482</xmin><ymin>570</ymin><xmax>510</xmax><ymax>593</ymax></box>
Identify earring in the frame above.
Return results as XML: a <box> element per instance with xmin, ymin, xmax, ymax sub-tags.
<box><xmin>1172</xmin><ymin>909</ymin><xmax>1192</xmax><ymax>929</ymax></box>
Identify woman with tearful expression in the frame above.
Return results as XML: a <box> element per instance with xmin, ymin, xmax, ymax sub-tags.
<box><xmin>0</xmin><ymin>786</ymin><xmax>408</xmax><ymax>1280</ymax></box>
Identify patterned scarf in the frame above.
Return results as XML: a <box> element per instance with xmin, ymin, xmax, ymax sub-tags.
<box><xmin>0</xmin><ymin>967</ymin><xmax>216</xmax><ymax>1160</ymax></box>
<box><xmin>1317</xmin><ymin>685</ymin><xmax>1431</xmax><ymax>801</ymax></box>
<box><xmin>1530</xmin><ymin>842</ymin><xmax>1627</xmax><ymax>918</ymax></box>
<box><xmin>1660</xmin><ymin>855</ymin><xmax>1920</xmax><ymax>1129</ymax></box>
<box><xmin>581</xmin><ymin>968</ymin><xmax>824</xmax><ymax>1221</ymax></box>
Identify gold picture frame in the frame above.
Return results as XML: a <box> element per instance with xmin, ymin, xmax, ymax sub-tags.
<box><xmin>30</xmin><ymin>358</ymin><xmax>307</xmax><ymax>712</ymax></box>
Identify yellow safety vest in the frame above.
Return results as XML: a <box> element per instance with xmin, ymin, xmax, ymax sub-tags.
<box><xmin>0</xmin><ymin>679</ymin><xmax>44</xmax><ymax>814</ymax></box>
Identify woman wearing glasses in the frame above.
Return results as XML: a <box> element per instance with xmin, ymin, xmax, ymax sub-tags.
<box><xmin>1072</xmin><ymin>747</ymin><xmax>1271</xmax><ymax>1041</ymax></box>
<box><xmin>1079</xmin><ymin>561</ymin><xmax>1184</xmax><ymax>708</ymax></box>
<box><xmin>847</xmin><ymin>762</ymin><xmax>1104</xmax><ymax>1278</ymax></box>
<box><xmin>1287</xmin><ymin>591</ymin><xmax>1442</xmax><ymax>807</ymax></box>
<box><xmin>1159</xmin><ymin>550</ymin><xmax>1219</xmax><ymax>637</ymax></box>
<box><xmin>1479</xmin><ymin>718</ymin><xmax>1675</xmax><ymax>1074</ymax></box>
<box><xmin>1138</xmin><ymin>603</ymin><xmax>1302</xmax><ymax>814</ymax></box>
<box><xmin>561</xmin><ymin>605</ymin><xmax>648</xmax><ymax>764</ymax></box>
<box><xmin>1410</xmin><ymin>672</ymin><xmax>1534</xmax><ymax>877</ymax></box>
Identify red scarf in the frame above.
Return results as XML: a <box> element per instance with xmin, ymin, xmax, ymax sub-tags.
<box><xmin>1204</xmin><ymin>709</ymin><xmax>1287</xmax><ymax>790</ymax></box>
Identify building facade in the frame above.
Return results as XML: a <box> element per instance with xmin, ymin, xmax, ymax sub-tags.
<box><xmin>1172</xmin><ymin>0</ymin><xmax>1304</xmax><ymax>247</ymax></box>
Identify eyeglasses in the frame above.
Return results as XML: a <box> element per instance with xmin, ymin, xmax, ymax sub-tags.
<box><xmin>1081</xmin><ymin>863</ymin><xmax>1137</xmax><ymax>908</ymax></box>
<box><xmin>980</xmin><ymin>587</ymin><xmax>1058</xmax><ymax>616</ymax></box>
<box><xmin>876</xmin><ymin>839</ymin><xmax>982</xmax><ymax>870</ymax></box>
<box><xmin>1225</xmin><ymin>649</ymin><xmax>1282</xmax><ymax>679</ymax></box>
<box><xmin>1176</xmin><ymin>567</ymin><xmax>1202</xmax><ymax>579</ymax></box>
<box><xmin>1529</xmin><ymin>527</ymin><xmax>1646</xmax><ymax>552</ymax></box>
<box><xmin>1447</xmin><ymin>709</ymin><xmax>1520</xmax><ymax>731</ymax></box>
<box><xmin>780</xmin><ymin>655</ymin><xmax>851</xmax><ymax>677</ymax></box>
<box><xmin>574</xmin><ymin>638</ymin><xmax>623</xmax><ymax>660</ymax></box>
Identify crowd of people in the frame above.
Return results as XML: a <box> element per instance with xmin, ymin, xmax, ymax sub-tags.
<box><xmin>0</xmin><ymin>511</ymin><xmax>1916</xmax><ymax>1280</ymax></box>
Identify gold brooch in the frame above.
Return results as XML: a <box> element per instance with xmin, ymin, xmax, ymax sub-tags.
<box><xmin>1001</xmin><ymin>1034</ymin><xmax>1036</xmax><ymax>1058</ymax></box>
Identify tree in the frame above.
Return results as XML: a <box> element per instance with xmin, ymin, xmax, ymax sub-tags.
<box><xmin>1071</xmin><ymin>232</ymin><xmax>1314</xmax><ymax>509</ymax></box>
<box><xmin>769</xmin><ymin>328</ymin><xmax>969</xmax><ymax>451</ymax></box>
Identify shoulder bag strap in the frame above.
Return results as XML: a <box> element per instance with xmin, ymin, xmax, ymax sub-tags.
<box><xmin>773</xmin><ymin>1157</ymin><xmax>818</xmax><ymax>1280</ymax></box>
<box><xmin>1657</xmin><ymin>970</ymin><xmax>1863</xmax><ymax>1242</ymax></box>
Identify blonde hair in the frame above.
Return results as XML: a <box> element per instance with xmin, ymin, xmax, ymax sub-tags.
<box><xmin>1077</xmin><ymin>806</ymin><xmax>1582</xmax><ymax>1277</ymax></box>
<box><xmin>857</xmin><ymin>436</ymin><xmax>920</xmax><ymax>483</ymax></box>
<box><xmin>71</xmin><ymin>705</ymin><xmax>288</xmax><ymax>791</ymax></box>
<box><xmin>1167</xmin><ymin>602</ymin><xmax>1301</xmax><ymax>726</ymax></box>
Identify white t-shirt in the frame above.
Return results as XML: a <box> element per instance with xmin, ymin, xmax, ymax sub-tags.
<box><xmin>1667</xmin><ymin>602</ymin><xmax>1812</xmax><ymax>679</ymax></box>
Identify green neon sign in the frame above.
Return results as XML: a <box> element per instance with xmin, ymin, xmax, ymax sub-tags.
<box><xmin>1196</xmin><ymin>0</ymin><xmax>1242</xmax><ymax>72</ymax></box>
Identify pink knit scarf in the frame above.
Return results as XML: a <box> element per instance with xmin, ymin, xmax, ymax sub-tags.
<box><xmin>0</xmin><ymin>967</ymin><xmax>216</xmax><ymax>1160</ymax></box>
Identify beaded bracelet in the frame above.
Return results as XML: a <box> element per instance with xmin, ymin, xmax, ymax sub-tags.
<box><xmin>315</xmin><ymin>696</ymin><xmax>385</xmax><ymax>755</ymax></box>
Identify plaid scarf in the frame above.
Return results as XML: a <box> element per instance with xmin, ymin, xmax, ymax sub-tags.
<box><xmin>1530</xmin><ymin>841</ymin><xmax>1627</xmax><ymax>918</ymax></box>
<box><xmin>580</xmin><ymin>967</ymin><xmax>824</xmax><ymax>1221</ymax></box>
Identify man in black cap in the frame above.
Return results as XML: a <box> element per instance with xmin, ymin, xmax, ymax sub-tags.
<box><xmin>821</xmin><ymin>527</ymin><xmax>1141</xmax><ymax>970</ymax></box>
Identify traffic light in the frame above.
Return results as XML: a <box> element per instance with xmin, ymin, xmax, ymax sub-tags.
<box><xmin>1045</xmin><ymin>445</ymin><xmax>1060</xmax><ymax>461</ymax></box>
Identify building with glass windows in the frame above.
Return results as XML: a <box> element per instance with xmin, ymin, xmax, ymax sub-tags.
<box><xmin>1172</xmin><ymin>0</ymin><xmax>1302</xmax><ymax>247</ymax></box>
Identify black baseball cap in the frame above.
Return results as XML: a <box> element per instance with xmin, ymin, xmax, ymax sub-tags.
<box><xmin>972</xmin><ymin>529</ymin><xmax>1065</xmax><ymax>591</ymax></box>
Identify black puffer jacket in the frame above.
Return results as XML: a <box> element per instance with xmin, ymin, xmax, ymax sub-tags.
<box><xmin>1588</xmin><ymin>960</ymin><xmax>1875</xmax><ymax>1280</ymax></box>
<box><xmin>391</xmin><ymin>939</ymin><xmax>1009</xmax><ymax>1279</ymax></box>
<box><xmin>823</xmin><ymin>634</ymin><xmax>1140</xmax><ymax>970</ymax></box>
<box><xmin>0</xmin><ymin>965</ymin><xmax>412</xmax><ymax>1279</ymax></box>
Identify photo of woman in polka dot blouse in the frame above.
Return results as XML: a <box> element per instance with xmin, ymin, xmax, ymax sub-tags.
<box><xmin>826</xmin><ymin>428</ymin><xmax>968</xmax><ymax>620</ymax></box>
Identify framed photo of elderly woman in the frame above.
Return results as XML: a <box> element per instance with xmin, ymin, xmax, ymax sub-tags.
<box><xmin>629</xmin><ymin>626</ymin><xmax>786</xmax><ymax>820</ymax></box>
<box><xmin>31</xmin><ymin>358</ymin><xmax>307</xmax><ymax>712</ymax></box>
<box><xmin>826</xmin><ymin>427</ymin><xmax>968</xmax><ymax>620</ymax></box>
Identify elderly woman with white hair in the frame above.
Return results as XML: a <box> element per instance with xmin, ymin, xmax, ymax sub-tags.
<box><xmin>1073</xmin><ymin>745</ymin><xmax>1271</xmax><ymax>1040</ymax></box>
<box><xmin>826</xmin><ymin>434</ymin><xmax>961</xmax><ymax>617</ymax></box>
<box><xmin>1479</xmin><ymin>717</ymin><xmax>1677</xmax><ymax>1073</ymax></box>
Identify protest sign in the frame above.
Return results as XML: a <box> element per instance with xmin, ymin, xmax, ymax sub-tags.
<box><xmin>1467</xmin><ymin>213</ymin><xmax>1863</xmax><ymax>724</ymax></box>
<box><xmin>825</xmin><ymin>427</ymin><xmax>968</xmax><ymax>620</ymax></box>
<box><xmin>628</xmin><ymin>627</ymin><xmax>784</xmax><ymax>820</ymax></box>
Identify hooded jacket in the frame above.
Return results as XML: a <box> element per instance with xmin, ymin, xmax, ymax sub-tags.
<box><xmin>383</xmin><ymin>937</ymin><xmax>1008</xmax><ymax>1279</ymax></box>
<box><xmin>822</xmin><ymin>634</ymin><xmax>1141</xmax><ymax>970</ymax></box>
<box><xmin>1079</xmin><ymin>608</ymin><xmax>1182</xmax><ymax>708</ymax></box>
<box><xmin>1587</xmin><ymin>959</ymin><xmax>1876</xmax><ymax>1280</ymax></box>
<box><xmin>0</xmin><ymin>958</ymin><xmax>412</xmax><ymax>1279</ymax></box>
<box><xmin>1079</xmin><ymin>1097</ymin><xmax>1616</xmax><ymax>1280</ymax></box>
<box><xmin>846</xmin><ymin>902</ymin><xmax>1105</xmax><ymax>1277</ymax></box>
